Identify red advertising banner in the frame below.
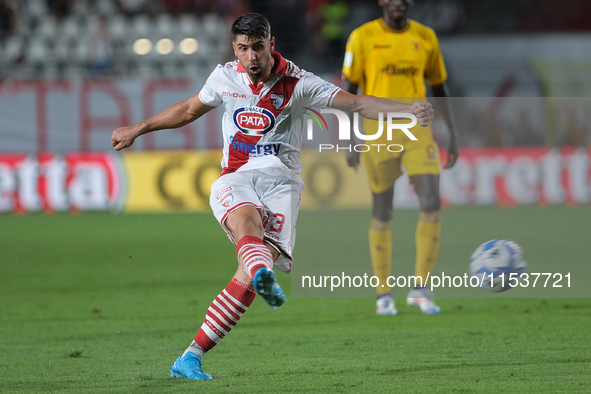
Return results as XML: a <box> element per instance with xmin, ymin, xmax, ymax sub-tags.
<box><xmin>440</xmin><ymin>147</ymin><xmax>591</xmax><ymax>207</ymax></box>
<box><xmin>0</xmin><ymin>153</ymin><xmax>124</xmax><ymax>213</ymax></box>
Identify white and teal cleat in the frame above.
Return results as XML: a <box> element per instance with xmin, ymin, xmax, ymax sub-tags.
<box><xmin>170</xmin><ymin>352</ymin><xmax>212</xmax><ymax>380</ymax></box>
<box><xmin>376</xmin><ymin>294</ymin><xmax>398</xmax><ymax>315</ymax></box>
<box><xmin>253</xmin><ymin>268</ymin><xmax>287</xmax><ymax>309</ymax></box>
<box><xmin>407</xmin><ymin>287</ymin><xmax>441</xmax><ymax>315</ymax></box>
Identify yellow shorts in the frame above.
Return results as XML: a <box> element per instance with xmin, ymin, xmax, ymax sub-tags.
<box><xmin>363</xmin><ymin>136</ymin><xmax>441</xmax><ymax>194</ymax></box>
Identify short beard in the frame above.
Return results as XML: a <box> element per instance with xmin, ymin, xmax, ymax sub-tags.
<box><xmin>246</xmin><ymin>57</ymin><xmax>271</xmax><ymax>81</ymax></box>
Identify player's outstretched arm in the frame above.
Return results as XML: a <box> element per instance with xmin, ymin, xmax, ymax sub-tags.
<box><xmin>111</xmin><ymin>92</ymin><xmax>215</xmax><ymax>151</ymax></box>
<box><xmin>332</xmin><ymin>91</ymin><xmax>434</xmax><ymax>127</ymax></box>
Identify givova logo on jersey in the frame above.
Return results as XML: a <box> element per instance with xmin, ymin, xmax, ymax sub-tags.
<box><xmin>233</xmin><ymin>106</ymin><xmax>276</xmax><ymax>136</ymax></box>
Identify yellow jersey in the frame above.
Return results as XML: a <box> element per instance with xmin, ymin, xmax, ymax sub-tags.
<box><xmin>342</xmin><ymin>18</ymin><xmax>447</xmax><ymax>144</ymax></box>
<box><xmin>342</xmin><ymin>18</ymin><xmax>447</xmax><ymax>98</ymax></box>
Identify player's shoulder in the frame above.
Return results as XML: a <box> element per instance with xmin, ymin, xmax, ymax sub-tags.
<box><xmin>285</xmin><ymin>60</ymin><xmax>336</xmax><ymax>94</ymax></box>
<box><xmin>204</xmin><ymin>62</ymin><xmax>234</xmax><ymax>81</ymax></box>
<box><xmin>283</xmin><ymin>58</ymin><xmax>306</xmax><ymax>80</ymax></box>
<box><xmin>216</xmin><ymin>60</ymin><xmax>242</xmax><ymax>74</ymax></box>
<box><xmin>287</xmin><ymin>65</ymin><xmax>321</xmax><ymax>87</ymax></box>
<box><xmin>205</xmin><ymin>60</ymin><xmax>249</xmax><ymax>85</ymax></box>
<box><xmin>409</xmin><ymin>20</ymin><xmax>438</xmax><ymax>41</ymax></box>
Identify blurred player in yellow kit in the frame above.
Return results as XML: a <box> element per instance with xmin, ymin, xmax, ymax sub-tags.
<box><xmin>342</xmin><ymin>0</ymin><xmax>459</xmax><ymax>315</ymax></box>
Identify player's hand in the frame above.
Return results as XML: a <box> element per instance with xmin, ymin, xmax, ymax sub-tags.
<box><xmin>410</xmin><ymin>101</ymin><xmax>434</xmax><ymax>127</ymax></box>
<box><xmin>444</xmin><ymin>134</ymin><xmax>459</xmax><ymax>169</ymax></box>
<box><xmin>111</xmin><ymin>125</ymin><xmax>140</xmax><ymax>151</ymax></box>
<box><xmin>346</xmin><ymin>149</ymin><xmax>360</xmax><ymax>170</ymax></box>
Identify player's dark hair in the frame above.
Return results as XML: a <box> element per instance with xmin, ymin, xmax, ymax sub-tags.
<box><xmin>231</xmin><ymin>13</ymin><xmax>271</xmax><ymax>41</ymax></box>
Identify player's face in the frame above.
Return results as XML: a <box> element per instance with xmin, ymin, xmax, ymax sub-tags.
<box><xmin>233</xmin><ymin>35</ymin><xmax>275</xmax><ymax>82</ymax></box>
<box><xmin>379</xmin><ymin>0</ymin><xmax>413</xmax><ymax>21</ymax></box>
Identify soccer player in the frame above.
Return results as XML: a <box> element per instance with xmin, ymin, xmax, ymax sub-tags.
<box><xmin>342</xmin><ymin>0</ymin><xmax>459</xmax><ymax>315</ymax></box>
<box><xmin>111</xmin><ymin>13</ymin><xmax>434</xmax><ymax>380</ymax></box>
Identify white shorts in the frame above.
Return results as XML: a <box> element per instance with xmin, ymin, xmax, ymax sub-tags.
<box><xmin>209</xmin><ymin>169</ymin><xmax>304</xmax><ymax>274</ymax></box>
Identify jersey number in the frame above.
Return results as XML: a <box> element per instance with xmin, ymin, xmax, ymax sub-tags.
<box><xmin>268</xmin><ymin>213</ymin><xmax>285</xmax><ymax>233</ymax></box>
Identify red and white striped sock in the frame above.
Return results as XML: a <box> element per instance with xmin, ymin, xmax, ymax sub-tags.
<box><xmin>236</xmin><ymin>235</ymin><xmax>274</xmax><ymax>279</ymax></box>
<box><xmin>193</xmin><ymin>278</ymin><xmax>256</xmax><ymax>353</ymax></box>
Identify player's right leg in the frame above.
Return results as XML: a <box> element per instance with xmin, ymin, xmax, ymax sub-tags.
<box><xmin>406</xmin><ymin>173</ymin><xmax>442</xmax><ymax>315</ymax></box>
<box><xmin>400</xmin><ymin>138</ymin><xmax>443</xmax><ymax>315</ymax></box>
<box><xmin>364</xmin><ymin>154</ymin><xmax>401</xmax><ymax>315</ymax></box>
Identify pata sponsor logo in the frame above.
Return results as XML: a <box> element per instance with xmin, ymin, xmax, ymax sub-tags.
<box><xmin>233</xmin><ymin>106</ymin><xmax>276</xmax><ymax>136</ymax></box>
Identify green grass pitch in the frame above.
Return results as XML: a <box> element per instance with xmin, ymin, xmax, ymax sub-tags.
<box><xmin>1</xmin><ymin>207</ymin><xmax>590</xmax><ymax>393</ymax></box>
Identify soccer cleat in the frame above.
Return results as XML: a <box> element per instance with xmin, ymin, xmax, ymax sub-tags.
<box><xmin>170</xmin><ymin>352</ymin><xmax>212</xmax><ymax>380</ymax></box>
<box><xmin>376</xmin><ymin>294</ymin><xmax>397</xmax><ymax>315</ymax></box>
<box><xmin>253</xmin><ymin>268</ymin><xmax>287</xmax><ymax>309</ymax></box>
<box><xmin>407</xmin><ymin>287</ymin><xmax>441</xmax><ymax>315</ymax></box>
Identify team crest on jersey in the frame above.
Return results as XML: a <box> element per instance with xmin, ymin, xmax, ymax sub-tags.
<box><xmin>233</xmin><ymin>106</ymin><xmax>276</xmax><ymax>135</ymax></box>
<box><xmin>215</xmin><ymin>187</ymin><xmax>233</xmax><ymax>201</ymax></box>
<box><xmin>221</xmin><ymin>193</ymin><xmax>233</xmax><ymax>207</ymax></box>
<box><xmin>270</xmin><ymin>94</ymin><xmax>284</xmax><ymax>109</ymax></box>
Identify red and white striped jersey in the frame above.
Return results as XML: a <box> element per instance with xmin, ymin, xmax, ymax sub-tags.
<box><xmin>199</xmin><ymin>51</ymin><xmax>341</xmax><ymax>176</ymax></box>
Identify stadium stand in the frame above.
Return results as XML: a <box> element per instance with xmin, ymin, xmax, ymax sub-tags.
<box><xmin>0</xmin><ymin>0</ymin><xmax>589</xmax><ymax>95</ymax></box>
<box><xmin>0</xmin><ymin>0</ymin><xmax>230</xmax><ymax>79</ymax></box>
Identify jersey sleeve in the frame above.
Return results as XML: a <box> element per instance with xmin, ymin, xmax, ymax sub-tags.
<box><xmin>424</xmin><ymin>29</ymin><xmax>448</xmax><ymax>87</ymax></box>
<box><xmin>297</xmin><ymin>72</ymin><xmax>342</xmax><ymax>108</ymax></box>
<box><xmin>198</xmin><ymin>66</ymin><xmax>224</xmax><ymax>107</ymax></box>
<box><xmin>341</xmin><ymin>28</ymin><xmax>364</xmax><ymax>85</ymax></box>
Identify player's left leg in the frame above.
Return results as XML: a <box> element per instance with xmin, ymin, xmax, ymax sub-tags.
<box><xmin>210</xmin><ymin>174</ymin><xmax>289</xmax><ymax>308</ymax></box>
<box><xmin>172</xmin><ymin>267</ymin><xmax>257</xmax><ymax>381</ymax></box>
<box><xmin>407</xmin><ymin>173</ymin><xmax>441</xmax><ymax>314</ymax></box>
<box><xmin>172</xmin><ymin>265</ymin><xmax>256</xmax><ymax>380</ymax></box>
<box><xmin>370</xmin><ymin>187</ymin><xmax>396</xmax><ymax>315</ymax></box>
<box><xmin>362</xmin><ymin>152</ymin><xmax>403</xmax><ymax>315</ymax></box>
<box><xmin>226</xmin><ymin>205</ymin><xmax>287</xmax><ymax>309</ymax></box>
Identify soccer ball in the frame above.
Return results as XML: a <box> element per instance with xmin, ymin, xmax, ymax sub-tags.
<box><xmin>469</xmin><ymin>239</ymin><xmax>527</xmax><ymax>292</ymax></box>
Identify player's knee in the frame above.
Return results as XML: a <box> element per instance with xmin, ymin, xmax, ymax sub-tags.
<box><xmin>373</xmin><ymin>191</ymin><xmax>394</xmax><ymax>221</ymax></box>
<box><xmin>238</xmin><ymin>215</ymin><xmax>264</xmax><ymax>234</ymax></box>
<box><xmin>227</xmin><ymin>213</ymin><xmax>264</xmax><ymax>238</ymax></box>
<box><xmin>420</xmin><ymin>193</ymin><xmax>441</xmax><ymax>212</ymax></box>
<box><xmin>373</xmin><ymin>199</ymin><xmax>393</xmax><ymax>221</ymax></box>
<box><xmin>373</xmin><ymin>206</ymin><xmax>393</xmax><ymax>222</ymax></box>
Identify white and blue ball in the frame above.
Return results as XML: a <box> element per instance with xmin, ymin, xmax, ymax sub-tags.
<box><xmin>469</xmin><ymin>239</ymin><xmax>527</xmax><ymax>292</ymax></box>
